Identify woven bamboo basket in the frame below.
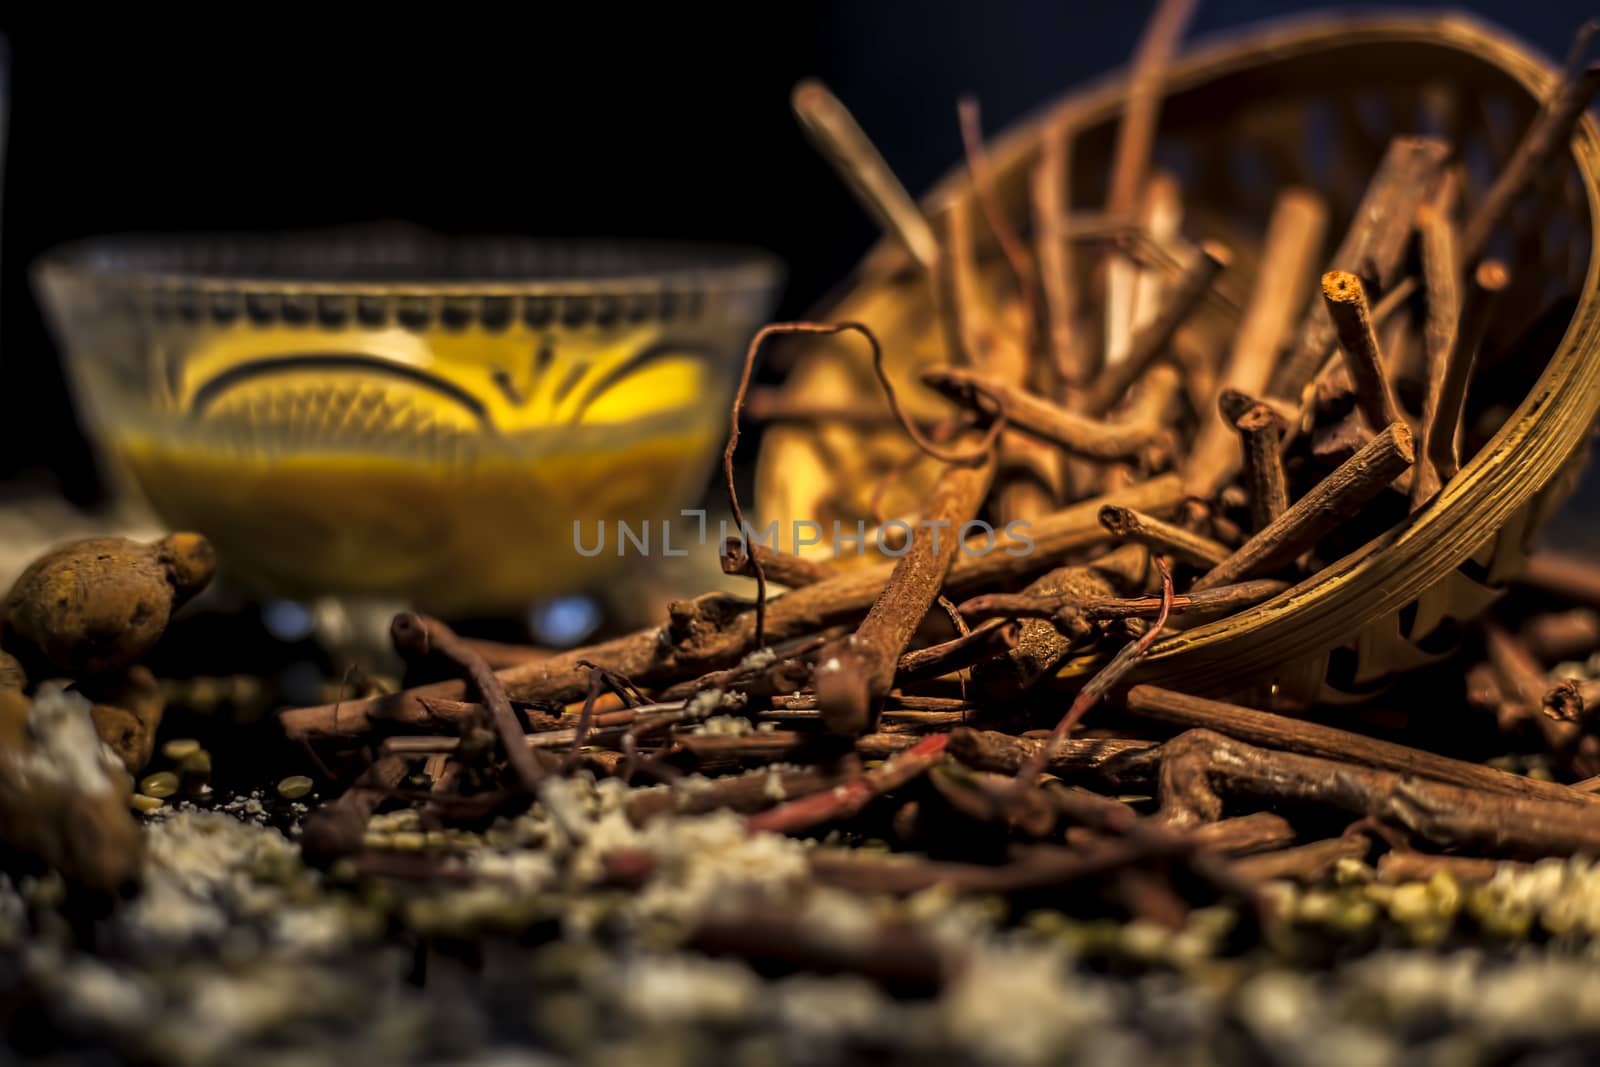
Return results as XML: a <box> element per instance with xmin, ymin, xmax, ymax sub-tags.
<box><xmin>755</xmin><ymin>13</ymin><xmax>1600</xmax><ymax>709</ymax></box>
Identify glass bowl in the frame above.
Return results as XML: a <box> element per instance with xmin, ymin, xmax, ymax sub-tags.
<box><xmin>34</xmin><ymin>228</ymin><xmax>781</xmax><ymax>615</ymax></box>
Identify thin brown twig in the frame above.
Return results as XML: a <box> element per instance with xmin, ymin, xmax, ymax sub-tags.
<box><xmin>390</xmin><ymin>613</ymin><xmax>545</xmax><ymax>794</ymax></box>
<box><xmin>1083</xmin><ymin>241</ymin><xmax>1229</xmax><ymax>415</ymax></box>
<box><xmin>958</xmin><ymin>578</ymin><xmax>1287</xmax><ymax>625</ymax></box>
<box><xmin>948</xmin><ymin>729</ymin><xmax>1160</xmax><ymax>786</ymax></box>
<box><xmin>562</xmin><ymin>663</ymin><xmax>608</xmax><ymax>772</ymax></box>
<box><xmin>1125</xmin><ymin>685</ymin><xmax>1595</xmax><ymax>806</ymax></box>
<box><xmin>1458</xmin><ymin>61</ymin><xmax>1600</xmax><ymax>265</ymax></box>
<box><xmin>968</xmin><ymin>545</ymin><xmax>1148</xmax><ymax>699</ymax></box>
<box><xmin>958</xmin><ymin>95</ymin><xmax>1037</xmax><ymax>353</ymax></box>
<box><xmin>1183</xmin><ymin>188</ymin><xmax>1327</xmax><ymax>497</ymax></box>
<box><xmin>1519</xmin><ymin>551</ymin><xmax>1600</xmax><ymax>608</ymax></box>
<box><xmin>895</xmin><ymin>620</ymin><xmax>1019</xmax><ymax>687</ymax></box>
<box><xmin>1192</xmin><ymin>422</ymin><xmax>1415</xmax><ymax>592</ymax></box>
<box><xmin>1105</xmin><ymin>0</ymin><xmax>1198</xmax><ymax>219</ymax></box>
<box><xmin>1099</xmin><ymin>504</ymin><xmax>1231</xmax><ymax>567</ymax></box>
<box><xmin>790</xmin><ymin>79</ymin><xmax>938</xmax><ymax>272</ymax></box>
<box><xmin>1428</xmin><ymin>261</ymin><xmax>1509</xmax><ymax>481</ymax></box>
<box><xmin>721</xmin><ymin>537</ymin><xmax>834</xmax><ymax>588</ymax></box>
<box><xmin>1157</xmin><ymin>729</ymin><xmax>1600</xmax><ymax>859</ymax></box>
<box><xmin>1296</xmin><ymin>275</ymin><xmax>1426</xmax><ymax>460</ymax></box>
<box><xmin>1410</xmin><ymin>187</ymin><xmax>1460</xmax><ymax>508</ymax></box>
<box><xmin>1234</xmin><ymin>402</ymin><xmax>1290</xmax><ymax>531</ymax></box>
<box><xmin>1521</xmin><ymin>608</ymin><xmax>1600</xmax><ymax>662</ymax></box>
<box><xmin>1377</xmin><ymin>851</ymin><xmax>1514</xmax><ymax>885</ymax></box>
<box><xmin>1227</xmin><ymin>835</ymin><xmax>1370</xmax><ymax>883</ymax></box>
<box><xmin>866</xmin><ymin>416</ymin><xmax>966</xmax><ymax>526</ymax></box>
<box><xmin>725</xmin><ymin>322</ymin><xmax>889</xmax><ymax>648</ymax></box>
<box><xmin>299</xmin><ymin>754</ymin><xmax>413</xmax><ymax>861</ymax></box>
<box><xmin>815</xmin><ymin>454</ymin><xmax>997</xmax><ymax>735</ymax></box>
<box><xmin>1562</xmin><ymin>18</ymin><xmax>1600</xmax><ymax>85</ymax></box>
<box><xmin>1013</xmin><ymin>558</ymin><xmax>1174</xmax><ymax>788</ymax></box>
<box><xmin>869</xmin><ymin>334</ymin><xmax>1008</xmax><ymax>466</ymax></box>
<box><xmin>922</xmin><ymin>363</ymin><xmax>1177</xmax><ymax>461</ymax></box>
<box><xmin>1484</xmin><ymin>622</ymin><xmax>1582</xmax><ymax>756</ymax></box>
<box><xmin>745</xmin><ymin>733</ymin><xmax>950</xmax><ymax>835</ymax></box>
<box><xmin>1268</xmin><ymin>137</ymin><xmax>1448</xmax><ymax>400</ymax></box>
<box><xmin>1320</xmin><ymin>271</ymin><xmax>1402</xmax><ymax>432</ymax></box>
<box><xmin>1032</xmin><ymin>113</ymin><xmax>1080</xmax><ymax>389</ymax></box>
<box><xmin>931</xmin><ymin>194</ymin><xmax>989</xmax><ymax>371</ymax></box>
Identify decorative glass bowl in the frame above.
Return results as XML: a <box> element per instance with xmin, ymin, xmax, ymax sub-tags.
<box><xmin>35</xmin><ymin>229</ymin><xmax>781</xmax><ymax>614</ymax></box>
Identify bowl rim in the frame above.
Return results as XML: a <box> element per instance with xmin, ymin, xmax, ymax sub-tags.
<box><xmin>33</xmin><ymin>227</ymin><xmax>784</xmax><ymax>297</ymax></box>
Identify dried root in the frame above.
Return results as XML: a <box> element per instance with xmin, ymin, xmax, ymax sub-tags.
<box><xmin>3</xmin><ymin>532</ymin><xmax>214</xmax><ymax>675</ymax></box>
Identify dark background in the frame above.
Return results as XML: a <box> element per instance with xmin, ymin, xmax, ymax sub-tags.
<box><xmin>0</xmin><ymin>1</ymin><xmax>1590</xmax><ymax>507</ymax></box>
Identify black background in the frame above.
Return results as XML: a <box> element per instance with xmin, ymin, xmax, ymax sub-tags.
<box><xmin>0</xmin><ymin>1</ymin><xmax>1589</xmax><ymax>506</ymax></box>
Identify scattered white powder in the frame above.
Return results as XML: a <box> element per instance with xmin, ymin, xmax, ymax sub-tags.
<box><xmin>155</xmin><ymin>964</ymin><xmax>340</xmax><ymax>1065</ymax></box>
<box><xmin>796</xmin><ymin>890</ymin><xmax>882</xmax><ymax>950</ymax></box>
<box><xmin>773</xmin><ymin>974</ymin><xmax>894</xmax><ymax>1040</ymax></box>
<box><xmin>470</xmin><ymin>848</ymin><xmax>557</xmax><ymax>891</ymax></box>
<box><xmin>368</xmin><ymin>809</ymin><xmax>424</xmax><ymax>833</ymax></box>
<box><xmin>1237</xmin><ymin>977</ymin><xmax>1398</xmax><ymax>1067</ymax></box>
<box><xmin>672</xmin><ymin>774</ymin><xmax>715</xmax><ymax>796</ymax></box>
<box><xmin>1483</xmin><ymin>856</ymin><xmax>1600</xmax><ymax>937</ymax></box>
<box><xmin>12</xmin><ymin>687</ymin><xmax>120</xmax><ymax>797</ymax></box>
<box><xmin>538</xmin><ymin>776</ymin><xmax>599</xmax><ymax>844</ymax></box>
<box><xmin>944</xmin><ymin>942</ymin><xmax>1113</xmax><ymax>1064</ymax></box>
<box><xmin>29</xmin><ymin>746</ymin><xmax>1600</xmax><ymax>1064</ymax></box>
<box><xmin>593</xmin><ymin>777</ymin><xmax>632</xmax><ymax>814</ymax></box>
<box><xmin>686</xmin><ymin>689</ymin><xmax>725</xmax><ymax>719</ymax></box>
<box><xmin>570</xmin><ymin>811</ymin><xmax>646</xmax><ymax>885</ymax></box>
<box><xmin>1118</xmin><ymin>919</ymin><xmax>1176</xmax><ymax>962</ymax></box>
<box><xmin>25</xmin><ymin>949</ymin><xmax>154</xmax><ymax>1031</ymax></box>
<box><xmin>1338</xmin><ymin>950</ymin><xmax>1600</xmax><ymax>1041</ymax></box>
<box><xmin>1236</xmin><ymin>969</ymin><xmax>1319</xmax><ymax>1044</ymax></box>
<box><xmin>686</xmin><ymin>688</ymin><xmax>748</xmax><ymax>720</ymax></box>
<box><xmin>693</xmin><ymin>715</ymin><xmax>754</xmax><ymax>737</ymax></box>
<box><xmin>220</xmin><ymin>793</ymin><xmax>268</xmax><ymax>823</ymax></box>
<box><xmin>270</xmin><ymin>904</ymin><xmax>358</xmax><ymax>955</ymax></box>
<box><xmin>625</xmin><ymin>811</ymin><xmax>809</xmax><ymax>928</ymax></box>
<box><xmin>1464</xmin><ymin>957</ymin><xmax>1600</xmax><ymax>1036</ymax></box>
<box><xmin>614</xmin><ymin>955</ymin><xmax>760</xmax><ymax>1025</ymax></box>
<box><xmin>121</xmin><ymin>811</ymin><xmax>299</xmax><ymax>947</ymax></box>
<box><xmin>738</xmin><ymin>647</ymin><xmax>779</xmax><ymax>671</ymax></box>
<box><xmin>911</xmin><ymin>887</ymin><xmax>1005</xmax><ymax>951</ymax></box>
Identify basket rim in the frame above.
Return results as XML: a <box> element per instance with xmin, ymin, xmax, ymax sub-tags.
<box><xmin>814</xmin><ymin>12</ymin><xmax>1600</xmax><ymax>690</ymax></box>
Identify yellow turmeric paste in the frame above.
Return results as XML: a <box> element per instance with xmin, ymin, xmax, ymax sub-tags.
<box><xmin>105</xmin><ymin>318</ymin><xmax>725</xmax><ymax>613</ymax></box>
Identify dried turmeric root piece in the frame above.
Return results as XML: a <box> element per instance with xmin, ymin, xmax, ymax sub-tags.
<box><xmin>0</xmin><ymin>684</ymin><xmax>142</xmax><ymax>892</ymax></box>
<box><xmin>2</xmin><ymin>532</ymin><xmax>214</xmax><ymax>676</ymax></box>
<box><xmin>0</xmin><ymin>650</ymin><xmax>25</xmax><ymax>692</ymax></box>
<box><xmin>83</xmin><ymin>666</ymin><xmax>165</xmax><ymax>776</ymax></box>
